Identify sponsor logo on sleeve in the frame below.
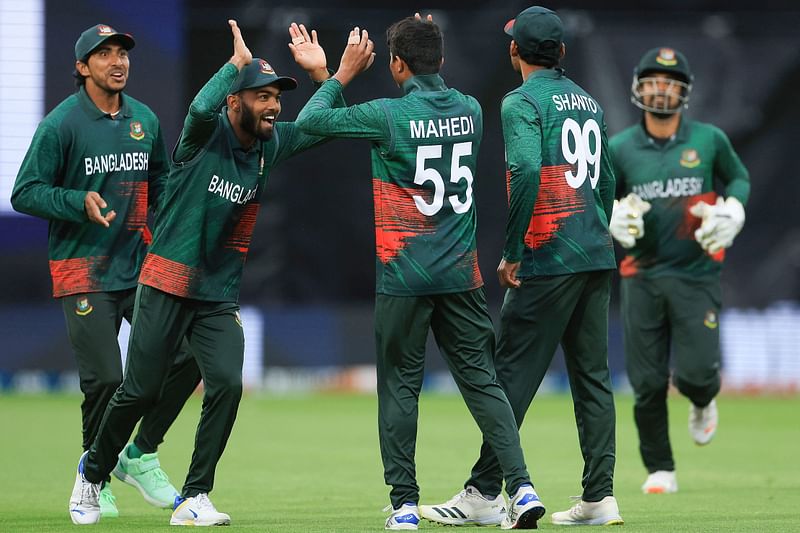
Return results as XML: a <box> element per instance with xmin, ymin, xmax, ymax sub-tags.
<box><xmin>75</xmin><ymin>297</ymin><xmax>94</xmax><ymax>316</ymax></box>
<box><xmin>129</xmin><ymin>121</ymin><xmax>145</xmax><ymax>141</ymax></box>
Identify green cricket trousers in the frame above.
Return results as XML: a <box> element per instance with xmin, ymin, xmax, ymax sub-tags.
<box><xmin>375</xmin><ymin>288</ymin><xmax>531</xmax><ymax>509</ymax></box>
<box><xmin>466</xmin><ymin>270</ymin><xmax>616</xmax><ymax>502</ymax></box>
<box><xmin>61</xmin><ymin>289</ymin><xmax>200</xmax><ymax>456</ymax></box>
<box><xmin>83</xmin><ymin>284</ymin><xmax>244</xmax><ymax>497</ymax></box>
<box><xmin>621</xmin><ymin>275</ymin><xmax>721</xmax><ymax>472</ymax></box>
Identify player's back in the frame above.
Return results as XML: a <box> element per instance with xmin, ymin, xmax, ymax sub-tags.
<box><xmin>508</xmin><ymin>69</ymin><xmax>616</xmax><ymax>276</ymax></box>
<box><xmin>371</xmin><ymin>75</ymin><xmax>484</xmax><ymax>296</ymax></box>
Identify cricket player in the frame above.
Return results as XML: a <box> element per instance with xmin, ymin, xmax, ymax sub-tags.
<box><xmin>295</xmin><ymin>15</ymin><xmax>545</xmax><ymax>530</ymax></box>
<box><xmin>12</xmin><ymin>23</ymin><xmax>202</xmax><ymax>518</ymax></box>
<box><xmin>68</xmin><ymin>20</ymin><xmax>339</xmax><ymax>525</ymax></box>
<box><xmin>422</xmin><ymin>6</ymin><xmax>624</xmax><ymax>527</ymax></box>
<box><xmin>609</xmin><ymin>47</ymin><xmax>750</xmax><ymax>494</ymax></box>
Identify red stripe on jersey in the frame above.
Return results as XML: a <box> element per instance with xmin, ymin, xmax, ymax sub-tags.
<box><xmin>619</xmin><ymin>255</ymin><xmax>639</xmax><ymax>277</ymax></box>
<box><xmin>373</xmin><ymin>178</ymin><xmax>435</xmax><ymax>264</ymax></box>
<box><xmin>463</xmin><ymin>249</ymin><xmax>484</xmax><ymax>287</ymax></box>
<box><xmin>225</xmin><ymin>203</ymin><xmax>260</xmax><ymax>254</ymax></box>
<box><xmin>139</xmin><ymin>253</ymin><xmax>199</xmax><ymax>297</ymax></box>
<box><xmin>120</xmin><ymin>181</ymin><xmax>148</xmax><ymax>231</ymax></box>
<box><xmin>49</xmin><ymin>256</ymin><xmax>107</xmax><ymax>297</ymax></box>
<box><xmin>118</xmin><ymin>181</ymin><xmax>150</xmax><ymax>240</ymax></box>
<box><xmin>525</xmin><ymin>164</ymin><xmax>585</xmax><ymax>249</ymax></box>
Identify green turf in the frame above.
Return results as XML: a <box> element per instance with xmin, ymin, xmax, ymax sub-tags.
<box><xmin>0</xmin><ymin>392</ymin><xmax>797</xmax><ymax>531</ymax></box>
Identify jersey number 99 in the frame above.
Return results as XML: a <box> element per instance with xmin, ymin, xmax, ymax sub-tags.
<box><xmin>561</xmin><ymin>117</ymin><xmax>601</xmax><ymax>190</ymax></box>
<box><xmin>413</xmin><ymin>142</ymin><xmax>474</xmax><ymax>216</ymax></box>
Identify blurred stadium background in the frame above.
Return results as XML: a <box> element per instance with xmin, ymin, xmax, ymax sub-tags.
<box><xmin>1</xmin><ymin>0</ymin><xmax>799</xmax><ymax>395</ymax></box>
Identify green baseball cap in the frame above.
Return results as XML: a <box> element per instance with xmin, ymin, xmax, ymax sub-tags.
<box><xmin>504</xmin><ymin>6</ymin><xmax>563</xmax><ymax>58</ymax></box>
<box><xmin>635</xmin><ymin>47</ymin><xmax>693</xmax><ymax>82</ymax></box>
<box><xmin>229</xmin><ymin>58</ymin><xmax>298</xmax><ymax>94</ymax></box>
<box><xmin>75</xmin><ymin>24</ymin><xmax>135</xmax><ymax>61</ymax></box>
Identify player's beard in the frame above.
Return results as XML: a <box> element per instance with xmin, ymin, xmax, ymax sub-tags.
<box><xmin>240</xmin><ymin>100</ymin><xmax>274</xmax><ymax>142</ymax></box>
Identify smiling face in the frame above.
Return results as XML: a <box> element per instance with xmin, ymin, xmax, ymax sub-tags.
<box><xmin>76</xmin><ymin>38</ymin><xmax>130</xmax><ymax>95</ymax></box>
<box><xmin>237</xmin><ymin>85</ymin><xmax>282</xmax><ymax>141</ymax></box>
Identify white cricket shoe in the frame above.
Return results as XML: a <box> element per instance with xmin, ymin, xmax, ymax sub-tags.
<box><xmin>689</xmin><ymin>399</ymin><xmax>718</xmax><ymax>445</ymax></box>
<box><xmin>500</xmin><ymin>484</ymin><xmax>545</xmax><ymax>529</ymax></box>
<box><xmin>170</xmin><ymin>493</ymin><xmax>231</xmax><ymax>526</ymax></box>
<box><xmin>384</xmin><ymin>502</ymin><xmax>420</xmax><ymax>530</ymax></box>
<box><xmin>69</xmin><ymin>451</ymin><xmax>101</xmax><ymax>525</ymax></box>
<box><xmin>642</xmin><ymin>470</ymin><xmax>678</xmax><ymax>494</ymax></box>
<box><xmin>420</xmin><ymin>485</ymin><xmax>506</xmax><ymax>526</ymax></box>
<box><xmin>551</xmin><ymin>496</ymin><xmax>624</xmax><ymax>526</ymax></box>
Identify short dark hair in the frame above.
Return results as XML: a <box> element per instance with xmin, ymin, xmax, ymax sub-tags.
<box><xmin>517</xmin><ymin>42</ymin><xmax>560</xmax><ymax>69</ymax></box>
<box><xmin>386</xmin><ymin>17</ymin><xmax>443</xmax><ymax>75</ymax></box>
<box><xmin>73</xmin><ymin>66</ymin><xmax>87</xmax><ymax>87</ymax></box>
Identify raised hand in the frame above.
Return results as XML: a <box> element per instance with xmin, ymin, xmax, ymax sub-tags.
<box><xmin>333</xmin><ymin>27</ymin><xmax>376</xmax><ymax>87</ymax></box>
<box><xmin>288</xmin><ymin>22</ymin><xmax>329</xmax><ymax>81</ymax></box>
<box><xmin>228</xmin><ymin>19</ymin><xmax>252</xmax><ymax>71</ymax></box>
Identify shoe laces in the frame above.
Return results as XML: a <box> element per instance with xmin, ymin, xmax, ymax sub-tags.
<box><xmin>566</xmin><ymin>496</ymin><xmax>584</xmax><ymax>518</ymax></box>
<box><xmin>445</xmin><ymin>489</ymin><xmax>470</xmax><ymax>506</ymax></box>
<box><xmin>147</xmin><ymin>466</ymin><xmax>171</xmax><ymax>488</ymax></box>
<box><xmin>193</xmin><ymin>493</ymin><xmax>217</xmax><ymax>512</ymax></box>
<box><xmin>80</xmin><ymin>479</ymin><xmax>101</xmax><ymax>505</ymax></box>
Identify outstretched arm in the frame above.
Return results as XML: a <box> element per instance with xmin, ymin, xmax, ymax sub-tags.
<box><xmin>174</xmin><ymin>19</ymin><xmax>252</xmax><ymax>164</ymax></box>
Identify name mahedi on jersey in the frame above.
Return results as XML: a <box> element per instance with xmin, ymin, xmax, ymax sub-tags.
<box><xmin>409</xmin><ymin>116</ymin><xmax>475</xmax><ymax>139</ymax></box>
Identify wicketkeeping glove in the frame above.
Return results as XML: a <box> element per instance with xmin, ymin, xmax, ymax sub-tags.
<box><xmin>609</xmin><ymin>193</ymin><xmax>652</xmax><ymax>248</ymax></box>
<box><xmin>689</xmin><ymin>196</ymin><xmax>745</xmax><ymax>254</ymax></box>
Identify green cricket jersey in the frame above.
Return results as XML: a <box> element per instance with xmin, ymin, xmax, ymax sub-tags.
<box><xmin>610</xmin><ymin>119</ymin><xmax>750</xmax><ymax>280</ymax></box>
<box><xmin>295</xmin><ymin>75</ymin><xmax>484</xmax><ymax>296</ymax></box>
<box><xmin>12</xmin><ymin>87</ymin><xmax>168</xmax><ymax>297</ymax></box>
<box><xmin>502</xmin><ymin>68</ymin><xmax>616</xmax><ymax>277</ymax></box>
<box><xmin>139</xmin><ymin>62</ymin><xmax>333</xmax><ymax>302</ymax></box>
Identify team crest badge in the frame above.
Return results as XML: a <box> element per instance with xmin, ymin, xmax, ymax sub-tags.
<box><xmin>259</xmin><ymin>59</ymin><xmax>275</xmax><ymax>74</ymax></box>
<box><xmin>703</xmin><ymin>310</ymin><xmax>718</xmax><ymax>329</ymax></box>
<box><xmin>75</xmin><ymin>297</ymin><xmax>94</xmax><ymax>316</ymax></box>
<box><xmin>97</xmin><ymin>25</ymin><xmax>114</xmax><ymax>36</ymax></box>
<box><xmin>656</xmin><ymin>48</ymin><xmax>678</xmax><ymax>66</ymax></box>
<box><xmin>680</xmin><ymin>148</ymin><xmax>701</xmax><ymax>168</ymax></box>
<box><xmin>129</xmin><ymin>121</ymin><xmax>145</xmax><ymax>141</ymax></box>
<box><xmin>234</xmin><ymin>311</ymin><xmax>243</xmax><ymax>327</ymax></box>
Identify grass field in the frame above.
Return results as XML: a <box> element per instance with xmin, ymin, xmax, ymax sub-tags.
<box><xmin>0</xmin><ymin>392</ymin><xmax>797</xmax><ymax>532</ymax></box>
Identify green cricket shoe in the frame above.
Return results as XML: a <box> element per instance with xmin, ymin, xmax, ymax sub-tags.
<box><xmin>99</xmin><ymin>484</ymin><xmax>119</xmax><ymax>518</ymax></box>
<box><xmin>112</xmin><ymin>443</ymin><xmax>179</xmax><ymax>508</ymax></box>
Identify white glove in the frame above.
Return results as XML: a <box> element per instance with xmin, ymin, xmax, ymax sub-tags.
<box><xmin>609</xmin><ymin>193</ymin><xmax>652</xmax><ymax>248</ymax></box>
<box><xmin>689</xmin><ymin>196</ymin><xmax>745</xmax><ymax>254</ymax></box>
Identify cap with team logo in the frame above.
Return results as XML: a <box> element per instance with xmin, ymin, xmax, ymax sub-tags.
<box><xmin>635</xmin><ymin>47</ymin><xmax>693</xmax><ymax>83</ymax></box>
<box><xmin>229</xmin><ymin>58</ymin><xmax>298</xmax><ymax>94</ymax></box>
<box><xmin>504</xmin><ymin>6</ymin><xmax>563</xmax><ymax>59</ymax></box>
<box><xmin>75</xmin><ymin>24</ymin><xmax>135</xmax><ymax>61</ymax></box>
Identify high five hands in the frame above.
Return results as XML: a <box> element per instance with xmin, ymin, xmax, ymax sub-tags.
<box><xmin>288</xmin><ymin>22</ymin><xmax>329</xmax><ymax>82</ymax></box>
<box><xmin>333</xmin><ymin>26</ymin><xmax>376</xmax><ymax>87</ymax></box>
<box><xmin>228</xmin><ymin>19</ymin><xmax>253</xmax><ymax>70</ymax></box>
